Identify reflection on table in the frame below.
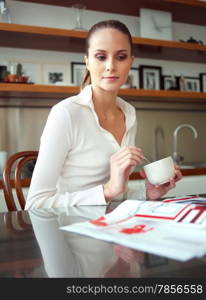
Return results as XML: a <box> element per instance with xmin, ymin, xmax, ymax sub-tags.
<box><xmin>0</xmin><ymin>201</ymin><xmax>206</xmax><ymax>278</ymax></box>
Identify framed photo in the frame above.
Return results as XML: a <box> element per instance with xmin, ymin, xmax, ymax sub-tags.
<box><xmin>9</xmin><ymin>61</ymin><xmax>42</xmax><ymax>84</ymax></box>
<box><xmin>177</xmin><ymin>76</ymin><xmax>200</xmax><ymax>92</ymax></box>
<box><xmin>162</xmin><ymin>75</ymin><xmax>178</xmax><ymax>90</ymax></box>
<box><xmin>71</xmin><ymin>62</ymin><xmax>86</xmax><ymax>86</ymax></box>
<box><xmin>42</xmin><ymin>63</ymin><xmax>69</xmax><ymax>85</ymax></box>
<box><xmin>128</xmin><ymin>68</ymin><xmax>139</xmax><ymax>88</ymax></box>
<box><xmin>121</xmin><ymin>68</ymin><xmax>139</xmax><ymax>89</ymax></box>
<box><xmin>200</xmin><ymin>73</ymin><xmax>206</xmax><ymax>92</ymax></box>
<box><xmin>139</xmin><ymin>65</ymin><xmax>162</xmax><ymax>90</ymax></box>
<box><xmin>0</xmin><ymin>65</ymin><xmax>7</xmax><ymax>82</ymax></box>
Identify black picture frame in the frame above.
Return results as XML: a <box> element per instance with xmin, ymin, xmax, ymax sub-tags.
<box><xmin>71</xmin><ymin>62</ymin><xmax>86</xmax><ymax>86</ymax></box>
<box><xmin>0</xmin><ymin>65</ymin><xmax>7</xmax><ymax>82</ymax></box>
<box><xmin>139</xmin><ymin>65</ymin><xmax>162</xmax><ymax>90</ymax></box>
<box><xmin>200</xmin><ymin>73</ymin><xmax>206</xmax><ymax>92</ymax></box>
<box><xmin>161</xmin><ymin>75</ymin><xmax>179</xmax><ymax>90</ymax></box>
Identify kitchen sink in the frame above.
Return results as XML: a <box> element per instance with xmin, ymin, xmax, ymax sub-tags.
<box><xmin>179</xmin><ymin>162</ymin><xmax>206</xmax><ymax>169</ymax></box>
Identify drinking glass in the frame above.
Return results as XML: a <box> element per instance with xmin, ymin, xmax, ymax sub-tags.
<box><xmin>72</xmin><ymin>3</ymin><xmax>86</xmax><ymax>30</ymax></box>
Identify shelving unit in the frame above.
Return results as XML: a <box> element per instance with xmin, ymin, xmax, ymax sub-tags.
<box><xmin>1</xmin><ymin>0</ymin><xmax>206</xmax><ymax>105</ymax></box>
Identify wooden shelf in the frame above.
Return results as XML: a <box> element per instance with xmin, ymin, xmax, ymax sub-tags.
<box><xmin>1</xmin><ymin>23</ymin><xmax>206</xmax><ymax>62</ymax></box>
<box><xmin>1</xmin><ymin>84</ymin><xmax>206</xmax><ymax>107</ymax></box>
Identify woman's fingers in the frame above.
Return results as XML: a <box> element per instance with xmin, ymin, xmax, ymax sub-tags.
<box><xmin>112</xmin><ymin>146</ymin><xmax>145</xmax><ymax>166</ymax></box>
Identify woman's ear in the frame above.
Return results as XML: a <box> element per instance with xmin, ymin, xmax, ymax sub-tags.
<box><xmin>130</xmin><ymin>56</ymin><xmax>135</xmax><ymax>68</ymax></box>
<box><xmin>84</xmin><ymin>55</ymin><xmax>89</xmax><ymax>70</ymax></box>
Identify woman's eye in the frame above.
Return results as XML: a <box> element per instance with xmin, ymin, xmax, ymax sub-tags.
<box><xmin>117</xmin><ymin>55</ymin><xmax>127</xmax><ymax>61</ymax></box>
<box><xmin>96</xmin><ymin>55</ymin><xmax>106</xmax><ymax>61</ymax></box>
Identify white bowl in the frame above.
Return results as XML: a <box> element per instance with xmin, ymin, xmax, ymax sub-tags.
<box><xmin>143</xmin><ymin>156</ymin><xmax>175</xmax><ymax>185</ymax></box>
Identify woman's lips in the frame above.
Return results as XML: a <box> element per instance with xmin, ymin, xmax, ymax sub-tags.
<box><xmin>103</xmin><ymin>76</ymin><xmax>119</xmax><ymax>81</ymax></box>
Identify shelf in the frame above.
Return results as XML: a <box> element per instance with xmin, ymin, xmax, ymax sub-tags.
<box><xmin>1</xmin><ymin>23</ymin><xmax>206</xmax><ymax>62</ymax></box>
<box><xmin>1</xmin><ymin>83</ymin><xmax>206</xmax><ymax>107</ymax></box>
<box><xmin>13</xmin><ymin>0</ymin><xmax>206</xmax><ymax>26</ymax></box>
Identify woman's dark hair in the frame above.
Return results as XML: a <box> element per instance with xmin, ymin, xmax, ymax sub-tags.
<box><xmin>81</xmin><ymin>20</ymin><xmax>133</xmax><ymax>90</ymax></box>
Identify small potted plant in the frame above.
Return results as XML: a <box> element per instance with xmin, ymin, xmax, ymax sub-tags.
<box><xmin>16</xmin><ymin>63</ymin><xmax>28</xmax><ymax>83</ymax></box>
<box><xmin>2</xmin><ymin>69</ymin><xmax>11</xmax><ymax>82</ymax></box>
<box><xmin>7</xmin><ymin>65</ymin><xmax>17</xmax><ymax>82</ymax></box>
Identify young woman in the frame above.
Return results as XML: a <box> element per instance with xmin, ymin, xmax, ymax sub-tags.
<box><xmin>25</xmin><ymin>20</ymin><xmax>182</xmax><ymax>209</ymax></box>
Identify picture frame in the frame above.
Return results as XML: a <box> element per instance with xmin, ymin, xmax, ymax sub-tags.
<box><xmin>200</xmin><ymin>73</ymin><xmax>206</xmax><ymax>92</ymax></box>
<box><xmin>0</xmin><ymin>65</ymin><xmax>7</xmax><ymax>82</ymax></box>
<box><xmin>162</xmin><ymin>75</ymin><xmax>178</xmax><ymax>90</ymax></box>
<box><xmin>128</xmin><ymin>68</ymin><xmax>139</xmax><ymax>89</ymax></box>
<box><xmin>139</xmin><ymin>65</ymin><xmax>162</xmax><ymax>90</ymax></box>
<box><xmin>71</xmin><ymin>62</ymin><xmax>86</xmax><ymax>86</ymax></box>
<box><xmin>177</xmin><ymin>76</ymin><xmax>200</xmax><ymax>92</ymax></box>
<box><xmin>9</xmin><ymin>61</ymin><xmax>42</xmax><ymax>84</ymax></box>
<box><xmin>121</xmin><ymin>68</ymin><xmax>139</xmax><ymax>89</ymax></box>
<box><xmin>42</xmin><ymin>63</ymin><xmax>69</xmax><ymax>85</ymax></box>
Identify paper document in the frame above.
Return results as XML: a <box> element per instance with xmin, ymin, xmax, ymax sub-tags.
<box><xmin>61</xmin><ymin>197</ymin><xmax>206</xmax><ymax>262</ymax></box>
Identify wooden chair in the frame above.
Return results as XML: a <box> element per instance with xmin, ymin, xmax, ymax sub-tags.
<box><xmin>2</xmin><ymin>151</ymin><xmax>38</xmax><ymax>211</ymax></box>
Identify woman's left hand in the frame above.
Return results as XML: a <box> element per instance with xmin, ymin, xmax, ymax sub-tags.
<box><xmin>139</xmin><ymin>165</ymin><xmax>183</xmax><ymax>200</ymax></box>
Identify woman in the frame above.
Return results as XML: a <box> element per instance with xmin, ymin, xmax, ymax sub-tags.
<box><xmin>25</xmin><ymin>20</ymin><xmax>182</xmax><ymax>209</ymax></box>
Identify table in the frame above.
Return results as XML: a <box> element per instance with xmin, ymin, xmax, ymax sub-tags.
<box><xmin>1</xmin><ymin>201</ymin><xmax>206</xmax><ymax>278</ymax></box>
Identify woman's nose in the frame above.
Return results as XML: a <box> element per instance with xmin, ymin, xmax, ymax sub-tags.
<box><xmin>106</xmin><ymin>58</ymin><xmax>115</xmax><ymax>71</ymax></box>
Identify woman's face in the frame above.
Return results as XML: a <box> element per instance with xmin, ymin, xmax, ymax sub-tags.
<box><xmin>85</xmin><ymin>28</ymin><xmax>134</xmax><ymax>92</ymax></box>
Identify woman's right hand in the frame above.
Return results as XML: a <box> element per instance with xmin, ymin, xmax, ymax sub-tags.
<box><xmin>103</xmin><ymin>146</ymin><xmax>144</xmax><ymax>202</ymax></box>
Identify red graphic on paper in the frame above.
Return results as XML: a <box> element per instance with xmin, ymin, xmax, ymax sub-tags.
<box><xmin>90</xmin><ymin>216</ymin><xmax>107</xmax><ymax>226</ymax></box>
<box><xmin>120</xmin><ymin>224</ymin><xmax>154</xmax><ymax>234</ymax></box>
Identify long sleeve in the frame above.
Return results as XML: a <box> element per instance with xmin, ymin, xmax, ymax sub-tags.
<box><xmin>25</xmin><ymin>104</ymin><xmax>107</xmax><ymax>210</ymax></box>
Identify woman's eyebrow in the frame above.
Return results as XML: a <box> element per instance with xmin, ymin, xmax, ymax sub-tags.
<box><xmin>93</xmin><ymin>49</ymin><xmax>128</xmax><ymax>53</ymax></box>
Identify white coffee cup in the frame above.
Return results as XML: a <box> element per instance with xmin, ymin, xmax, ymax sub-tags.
<box><xmin>143</xmin><ymin>156</ymin><xmax>175</xmax><ymax>185</ymax></box>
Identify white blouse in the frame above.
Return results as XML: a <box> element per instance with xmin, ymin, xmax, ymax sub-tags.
<box><xmin>25</xmin><ymin>85</ymin><xmax>145</xmax><ymax>209</ymax></box>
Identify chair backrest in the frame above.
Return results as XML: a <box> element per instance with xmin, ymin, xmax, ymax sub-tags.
<box><xmin>2</xmin><ymin>151</ymin><xmax>38</xmax><ymax>211</ymax></box>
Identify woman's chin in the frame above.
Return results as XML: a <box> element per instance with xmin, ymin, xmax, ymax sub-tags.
<box><xmin>100</xmin><ymin>83</ymin><xmax>122</xmax><ymax>92</ymax></box>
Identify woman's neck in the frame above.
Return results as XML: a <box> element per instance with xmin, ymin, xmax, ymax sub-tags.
<box><xmin>91</xmin><ymin>85</ymin><xmax>118</xmax><ymax>114</ymax></box>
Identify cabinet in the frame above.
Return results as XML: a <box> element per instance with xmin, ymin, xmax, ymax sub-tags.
<box><xmin>1</xmin><ymin>0</ymin><xmax>206</xmax><ymax>106</ymax></box>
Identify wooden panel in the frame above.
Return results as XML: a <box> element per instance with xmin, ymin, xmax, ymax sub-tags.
<box><xmin>1</xmin><ymin>23</ymin><xmax>206</xmax><ymax>62</ymax></box>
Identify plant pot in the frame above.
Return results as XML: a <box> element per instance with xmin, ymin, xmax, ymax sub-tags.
<box><xmin>17</xmin><ymin>75</ymin><xmax>28</xmax><ymax>83</ymax></box>
<box><xmin>8</xmin><ymin>74</ymin><xmax>17</xmax><ymax>83</ymax></box>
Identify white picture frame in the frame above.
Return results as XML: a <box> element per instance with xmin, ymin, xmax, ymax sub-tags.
<box><xmin>71</xmin><ymin>62</ymin><xmax>86</xmax><ymax>86</ymax></box>
<box><xmin>121</xmin><ymin>68</ymin><xmax>140</xmax><ymax>89</ymax></box>
<box><xmin>9</xmin><ymin>61</ymin><xmax>42</xmax><ymax>84</ymax></box>
<box><xmin>42</xmin><ymin>63</ymin><xmax>70</xmax><ymax>85</ymax></box>
<box><xmin>128</xmin><ymin>68</ymin><xmax>139</xmax><ymax>89</ymax></box>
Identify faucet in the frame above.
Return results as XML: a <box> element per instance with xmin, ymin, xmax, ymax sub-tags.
<box><xmin>153</xmin><ymin>126</ymin><xmax>164</xmax><ymax>161</ymax></box>
<box><xmin>172</xmin><ymin>124</ymin><xmax>198</xmax><ymax>164</ymax></box>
